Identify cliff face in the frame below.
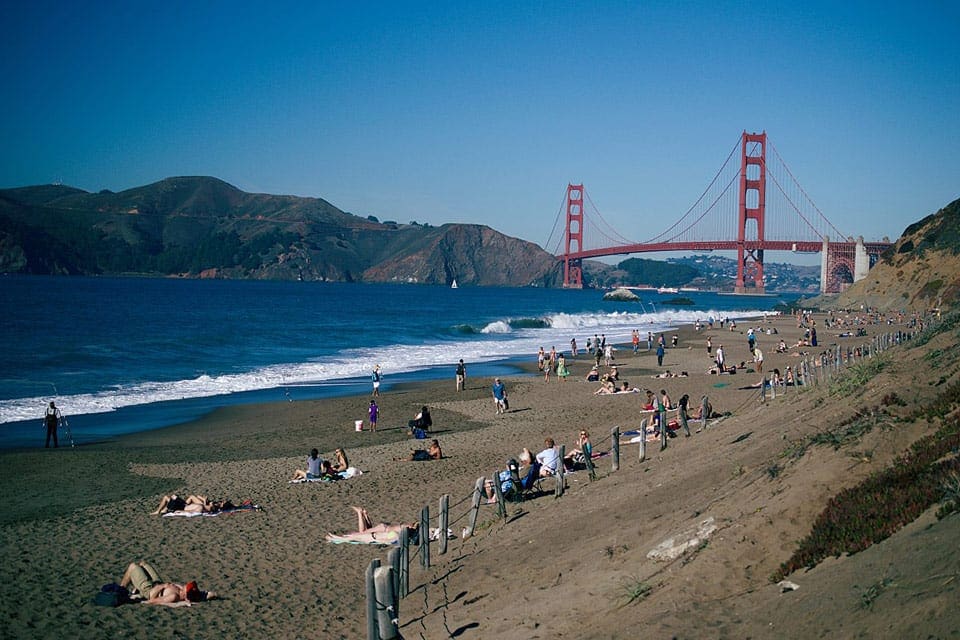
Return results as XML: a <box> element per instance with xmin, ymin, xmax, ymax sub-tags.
<box><xmin>362</xmin><ymin>224</ymin><xmax>562</xmax><ymax>287</ymax></box>
<box><xmin>0</xmin><ymin>177</ymin><xmax>562</xmax><ymax>287</ymax></box>
<box><xmin>823</xmin><ymin>197</ymin><xmax>960</xmax><ymax>311</ymax></box>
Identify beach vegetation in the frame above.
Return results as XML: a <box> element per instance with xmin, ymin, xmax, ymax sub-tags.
<box><xmin>619</xmin><ymin>577</ymin><xmax>652</xmax><ymax>606</ymax></box>
<box><xmin>779</xmin><ymin>407</ymin><xmax>893</xmax><ymax>463</ymax></box>
<box><xmin>772</xmin><ymin>415</ymin><xmax>960</xmax><ymax>582</ymax></box>
<box><xmin>859</xmin><ymin>576</ymin><xmax>896</xmax><ymax>610</ymax></box>
<box><xmin>829</xmin><ymin>354</ymin><xmax>890</xmax><ymax>397</ymax></box>
<box><xmin>936</xmin><ymin>472</ymin><xmax>960</xmax><ymax>520</ymax></box>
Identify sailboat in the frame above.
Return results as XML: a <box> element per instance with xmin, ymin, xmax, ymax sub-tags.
<box><xmin>451</xmin><ymin>279</ymin><xmax>459</xmax><ymax>289</ymax></box>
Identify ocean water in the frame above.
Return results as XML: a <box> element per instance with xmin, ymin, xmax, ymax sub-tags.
<box><xmin>0</xmin><ymin>275</ymin><xmax>798</xmax><ymax>448</ymax></box>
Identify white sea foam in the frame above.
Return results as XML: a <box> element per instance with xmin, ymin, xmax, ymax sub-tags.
<box><xmin>0</xmin><ymin>308</ymin><xmax>766</xmax><ymax>424</ymax></box>
<box><xmin>480</xmin><ymin>321</ymin><xmax>512</xmax><ymax>334</ymax></box>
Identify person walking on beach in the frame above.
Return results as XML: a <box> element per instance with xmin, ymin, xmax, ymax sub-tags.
<box><xmin>706</xmin><ymin>336</ymin><xmax>713</xmax><ymax>355</ymax></box>
<box><xmin>456</xmin><ymin>359</ymin><xmax>466</xmax><ymax>392</ymax></box>
<box><xmin>556</xmin><ymin>353</ymin><xmax>569</xmax><ymax>382</ymax></box>
<box><xmin>647</xmin><ymin>332</ymin><xmax>653</xmax><ymax>351</ymax></box>
<box><xmin>368</xmin><ymin>399</ymin><xmax>379</xmax><ymax>432</ymax></box>
<box><xmin>716</xmin><ymin>344</ymin><xmax>726</xmax><ymax>372</ymax></box>
<box><xmin>43</xmin><ymin>401</ymin><xmax>61</xmax><ymax>448</ymax></box>
<box><xmin>570</xmin><ymin>337</ymin><xmax>577</xmax><ymax>357</ymax></box>
<box><xmin>632</xmin><ymin>330</ymin><xmax>640</xmax><ymax>354</ymax></box>
<box><xmin>537</xmin><ymin>347</ymin><xmax>546</xmax><ymax>373</ymax></box>
<box><xmin>492</xmin><ymin>378</ymin><xmax>507</xmax><ymax>414</ymax></box>
<box><xmin>656</xmin><ymin>342</ymin><xmax>665</xmax><ymax>367</ymax></box>
<box><xmin>371</xmin><ymin>365</ymin><xmax>382</xmax><ymax>397</ymax></box>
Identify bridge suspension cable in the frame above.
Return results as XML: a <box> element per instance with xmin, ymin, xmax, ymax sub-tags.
<box><xmin>543</xmin><ymin>190</ymin><xmax>570</xmax><ymax>256</ymax></box>
<box><xmin>766</xmin><ymin>141</ymin><xmax>848</xmax><ymax>241</ymax></box>
<box><xmin>642</xmin><ymin>136</ymin><xmax>742</xmax><ymax>245</ymax></box>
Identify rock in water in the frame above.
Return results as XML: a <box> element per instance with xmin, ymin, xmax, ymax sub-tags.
<box><xmin>603</xmin><ymin>287</ymin><xmax>640</xmax><ymax>301</ymax></box>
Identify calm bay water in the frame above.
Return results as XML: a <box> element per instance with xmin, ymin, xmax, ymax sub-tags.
<box><xmin>0</xmin><ymin>275</ymin><xmax>798</xmax><ymax>448</ymax></box>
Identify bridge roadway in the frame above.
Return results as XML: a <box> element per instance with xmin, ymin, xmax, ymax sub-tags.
<box><xmin>563</xmin><ymin>240</ymin><xmax>892</xmax><ymax>261</ymax></box>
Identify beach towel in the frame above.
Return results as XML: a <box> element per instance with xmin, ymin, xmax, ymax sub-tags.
<box><xmin>162</xmin><ymin>503</ymin><xmax>261</xmax><ymax>518</ymax></box>
<box><xmin>326</xmin><ymin>530</ymin><xmax>400</xmax><ymax>546</ymax></box>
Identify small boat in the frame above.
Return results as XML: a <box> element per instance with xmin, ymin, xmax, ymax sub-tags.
<box><xmin>657</xmin><ymin>286</ymin><xmax>679</xmax><ymax>294</ymax></box>
<box><xmin>451</xmin><ymin>279</ymin><xmax>458</xmax><ymax>289</ymax></box>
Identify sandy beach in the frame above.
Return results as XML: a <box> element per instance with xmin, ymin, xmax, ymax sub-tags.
<box><xmin>2</xmin><ymin>311</ymin><xmax>957</xmax><ymax>639</ymax></box>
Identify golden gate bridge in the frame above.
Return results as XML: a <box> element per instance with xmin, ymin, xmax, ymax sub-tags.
<box><xmin>545</xmin><ymin>131</ymin><xmax>892</xmax><ymax>294</ymax></box>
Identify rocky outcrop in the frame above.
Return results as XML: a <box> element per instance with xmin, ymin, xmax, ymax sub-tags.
<box><xmin>603</xmin><ymin>287</ymin><xmax>640</xmax><ymax>301</ymax></box>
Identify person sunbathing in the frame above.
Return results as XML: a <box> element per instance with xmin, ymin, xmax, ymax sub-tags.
<box><xmin>593</xmin><ymin>380</ymin><xmax>616</xmax><ymax>395</ymax></box>
<box><xmin>325</xmin><ymin>507</ymin><xmax>418</xmax><ymax>544</ymax></box>
<box><xmin>120</xmin><ymin>561</ymin><xmax>216</xmax><ymax>606</ymax></box>
<box><xmin>150</xmin><ymin>494</ymin><xmax>211</xmax><ymax>515</ymax></box>
<box><xmin>400</xmin><ymin>438</ymin><xmax>442</xmax><ymax>461</ymax></box>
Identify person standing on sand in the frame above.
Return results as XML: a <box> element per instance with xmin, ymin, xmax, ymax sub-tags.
<box><xmin>456</xmin><ymin>359</ymin><xmax>466</xmax><ymax>392</ymax></box>
<box><xmin>753</xmin><ymin>346</ymin><xmax>764</xmax><ymax>373</ymax></box>
<box><xmin>570</xmin><ymin>337</ymin><xmax>577</xmax><ymax>357</ymax></box>
<box><xmin>706</xmin><ymin>336</ymin><xmax>713</xmax><ymax>355</ymax></box>
<box><xmin>368</xmin><ymin>399</ymin><xmax>379</xmax><ymax>432</ymax></box>
<box><xmin>492</xmin><ymin>378</ymin><xmax>507</xmax><ymax>414</ymax></box>
<box><xmin>716</xmin><ymin>344</ymin><xmax>726</xmax><ymax>372</ymax></box>
<box><xmin>537</xmin><ymin>348</ymin><xmax>546</xmax><ymax>372</ymax></box>
<box><xmin>556</xmin><ymin>353</ymin><xmax>569</xmax><ymax>381</ymax></box>
<box><xmin>43</xmin><ymin>401</ymin><xmax>61</xmax><ymax>448</ymax></box>
<box><xmin>656</xmin><ymin>342</ymin><xmax>665</xmax><ymax>367</ymax></box>
<box><xmin>371</xmin><ymin>365</ymin><xmax>382</xmax><ymax>397</ymax></box>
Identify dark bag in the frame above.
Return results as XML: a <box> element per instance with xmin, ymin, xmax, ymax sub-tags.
<box><xmin>94</xmin><ymin>583</ymin><xmax>131</xmax><ymax>607</ymax></box>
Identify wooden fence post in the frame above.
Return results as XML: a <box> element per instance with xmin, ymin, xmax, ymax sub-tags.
<box><xmin>420</xmin><ymin>504</ymin><xmax>430</xmax><ymax>569</ymax></box>
<box><xmin>398</xmin><ymin>527</ymin><xmax>409</xmax><ymax>598</ymax></box>
<box><xmin>438</xmin><ymin>494</ymin><xmax>449</xmax><ymax>555</ymax></box>
<box><xmin>465</xmin><ymin>476</ymin><xmax>484</xmax><ymax>538</ymax></box>
<box><xmin>555</xmin><ymin>445</ymin><xmax>565</xmax><ymax>498</ymax></box>
<box><xmin>366</xmin><ymin>559</ymin><xmax>381</xmax><ymax>640</ymax></box>
<box><xmin>611</xmin><ymin>426</ymin><xmax>620</xmax><ymax>472</ymax></box>
<box><xmin>638</xmin><ymin>422</ymin><xmax>646</xmax><ymax>462</ymax></box>
<box><xmin>491</xmin><ymin>470</ymin><xmax>506</xmax><ymax>518</ymax></box>
<box><xmin>374</xmin><ymin>566</ymin><xmax>399</xmax><ymax>640</ymax></box>
<box><xmin>388</xmin><ymin>547</ymin><xmax>400</xmax><ymax>609</ymax></box>
<box><xmin>659</xmin><ymin>406</ymin><xmax>667</xmax><ymax>451</ymax></box>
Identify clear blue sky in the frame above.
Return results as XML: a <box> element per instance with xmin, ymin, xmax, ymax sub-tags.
<box><xmin>2</xmin><ymin>1</ymin><xmax>957</xmax><ymax>262</ymax></box>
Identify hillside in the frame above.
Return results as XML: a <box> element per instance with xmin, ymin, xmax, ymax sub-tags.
<box><xmin>815</xmin><ymin>197</ymin><xmax>960</xmax><ymax>311</ymax></box>
<box><xmin>0</xmin><ymin>177</ymin><xmax>562</xmax><ymax>287</ymax></box>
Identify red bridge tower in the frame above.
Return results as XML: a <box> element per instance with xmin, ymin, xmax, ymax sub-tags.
<box><xmin>563</xmin><ymin>184</ymin><xmax>584</xmax><ymax>288</ymax></box>
<box><xmin>735</xmin><ymin>131</ymin><xmax>766</xmax><ymax>294</ymax></box>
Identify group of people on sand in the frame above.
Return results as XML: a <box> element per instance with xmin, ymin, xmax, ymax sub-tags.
<box><xmin>291</xmin><ymin>447</ymin><xmax>350</xmax><ymax>481</ymax></box>
<box><xmin>482</xmin><ymin>432</ymin><xmax>595</xmax><ymax>502</ymax></box>
<box><xmin>150</xmin><ymin>494</ymin><xmax>240</xmax><ymax>515</ymax></box>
